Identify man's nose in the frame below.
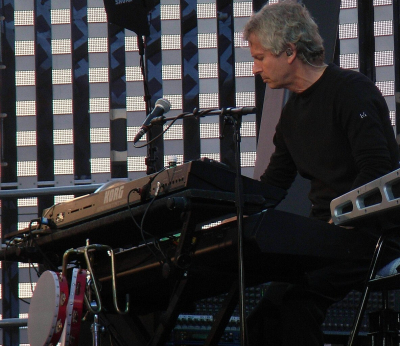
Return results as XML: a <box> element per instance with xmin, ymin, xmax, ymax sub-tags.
<box><xmin>253</xmin><ymin>62</ymin><xmax>262</xmax><ymax>75</ymax></box>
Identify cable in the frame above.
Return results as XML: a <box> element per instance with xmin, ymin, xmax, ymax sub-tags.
<box><xmin>133</xmin><ymin>111</ymin><xmax>191</xmax><ymax>149</ymax></box>
<box><xmin>126</xmin><ymin>167</ymin><xmax>165</xmax><ymax>229</ymax></box>
<box><xmin>28</xmin><ymin>261</ymin><xmax>38</xmax><ymax>297</ymax></box>
<box><xmin>133</xmin><ymin>107</ymin><xmax>219</xmax><ymax>149</ymax></box>
<box><xmin>3</xmin><ymin>240</ymin><xmax>30</xmax><ymax>305</ymax></box>
<box><xmin>26</xmin><ymin>219</ymin><xmax>59</xmax><ymax>272</ymax></box>
<box><xmin>126</xmin><ymin>173</ymin><xmax>168</xmax><ymax>264</ymax></box>
<box><xmin>139</xmin><ymin>192</ymin><xmax>167</xmax><ymax>264</ymax></box>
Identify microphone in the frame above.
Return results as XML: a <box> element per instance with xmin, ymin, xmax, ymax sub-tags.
<box><xmin>133</xmin><ymin>98</ymin><xmax>171</xmax><ymax>144</ymax></box>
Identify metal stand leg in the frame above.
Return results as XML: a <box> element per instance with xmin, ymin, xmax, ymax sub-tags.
<box><xmin>205</xmin><ymin>282</ymin><xmax>239</xmax><ymax>346</ymax></box>
<box><xmin>348</xmin><ymin>233</ymin><xmax>386</xmax><ymax>346</ymax></box>
<box><xmin>149</xmin><ymin>275</ymin><xmax>189</xmax><ymax>346</ymax></box>
<box><xmin>91</xmin><ymin>314</ymin><xmax>104</xmax><ymax>346</ymax></box>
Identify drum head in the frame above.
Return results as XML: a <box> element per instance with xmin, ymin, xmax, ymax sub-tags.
<box><xmin>28</xmin><ymin>270</ymin><xmax>69</xmax><ymax>346</ymax></box>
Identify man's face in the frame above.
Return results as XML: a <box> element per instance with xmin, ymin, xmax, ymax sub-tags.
<box><xmin>248</xmin><ymin>33</ymin><xmax>292</xmax><ymax>89</ymax></box>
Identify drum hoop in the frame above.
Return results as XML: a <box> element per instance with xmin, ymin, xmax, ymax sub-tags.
<box><xmin>63</xmin><ymin>268</ymin><xmax>87</xmax><ymax>346</ymax></box>
<box><xmin>28</xmin><ymin>270</ymin><xmax>69</xmax><ymax>346</ymax></box>
<box><xmin>48</xmin><ymin>271</ymin><xmax>69</xmax><ymax>346</ymax></box>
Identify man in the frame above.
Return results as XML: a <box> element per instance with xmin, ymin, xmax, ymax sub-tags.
<box><xmin>243</xmin><ymin>1</ymin><xmax>400</xmax><ymax>345</ymax></box>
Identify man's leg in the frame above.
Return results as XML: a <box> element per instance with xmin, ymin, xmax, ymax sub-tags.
<box><xmin>247</xmin><ymin>282</ymin><xmax>291</xmax><ymax>346</ymax></box>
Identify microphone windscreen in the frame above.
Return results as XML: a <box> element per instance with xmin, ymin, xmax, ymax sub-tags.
<box><xmin>155</xmin><ymin>98</ymin><xmax>171</xmax><ymax>113</ymax></box>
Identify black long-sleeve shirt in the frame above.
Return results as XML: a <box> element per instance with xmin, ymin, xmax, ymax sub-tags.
<box><xmin>260</xmin><ymin>63</ymin><xmax>399</xmax><ymax>221</ymax></box>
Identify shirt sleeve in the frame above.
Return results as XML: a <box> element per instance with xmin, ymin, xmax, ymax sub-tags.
<box><xmin>338</xmin><ymin>78</ymin><xmax>397</xmax><ymax>189</ymax></box>
<box><xmin>260</xmin><ymin>119</ymin><xmax>298</xmax><ymax>191</ymax></box>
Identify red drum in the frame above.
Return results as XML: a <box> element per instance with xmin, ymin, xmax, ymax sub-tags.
<box><xmin>60</xmin><ymin>268</ymin><xmax>87</xmax><ymax>346</ymax></box>
<box><xmin>28</xmin><ymin>270</ymin><xmax>69</xmax><ymax>346</ymax></box>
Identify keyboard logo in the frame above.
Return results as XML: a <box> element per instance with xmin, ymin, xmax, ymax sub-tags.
<box><xmin>103</xmin><ymin>186</ymin><xmax>125</xmax><ymax>204</ymax></box>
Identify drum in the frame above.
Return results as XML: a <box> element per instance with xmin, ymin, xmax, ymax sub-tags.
<box><xmin>61</xmin><ymin>268</ymin><xmax>87</xmax><ymax>346</ymax></box>
<box><xmin>28</xmin><ymin>270</ymin><xmax>69</xmax><ymax>346</ymax></box>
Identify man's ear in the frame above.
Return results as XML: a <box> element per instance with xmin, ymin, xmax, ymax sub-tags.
<box><xmin>286</xmin><ymin>43</ymin><xmax>297</xmax><ymax>62</ymax></box>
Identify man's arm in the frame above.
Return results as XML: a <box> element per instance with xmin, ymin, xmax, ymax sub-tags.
<box><xmin>260</xmin><ymin>123</ymin><xmax>298</xmax><ymax>192</ymax></box>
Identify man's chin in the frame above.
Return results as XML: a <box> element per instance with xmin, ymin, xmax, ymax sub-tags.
<box><xmin>266</xmin><ymin>82</ymin><xmax>278</xmax><ymax>89</ymax></box>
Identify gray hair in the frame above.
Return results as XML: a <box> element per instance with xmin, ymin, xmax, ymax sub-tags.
<box><xmin>243</xmin><ymin>1</ymin><xmax>325</xmax><ymax>65</ymax></box>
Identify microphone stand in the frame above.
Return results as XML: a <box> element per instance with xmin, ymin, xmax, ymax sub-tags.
<box><xmin>137</xmin><ymin>35</ymin><xmax>157</xmax><ymax>175</ymax></box>
<box><xmin>222</xmin><ymin>109</ymin><xmax>247</xmax><ymax>346</ymax></box>
<box><xmin>150</xmin><ymin>107</ymin><xmax>252</xmax><ymax>345</ymax></box>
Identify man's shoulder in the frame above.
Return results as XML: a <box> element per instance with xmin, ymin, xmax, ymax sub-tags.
<box><xmin>326</xmin><ymin>63</ymin><xmax>374</xmax><ymax>86</ymax></box>
<box><xmin>324</xmin><ymin>63</ymin><xmax>379</xmax><ymax>101</ymax></box>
